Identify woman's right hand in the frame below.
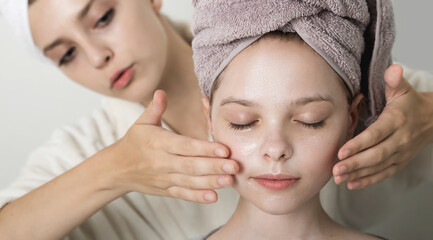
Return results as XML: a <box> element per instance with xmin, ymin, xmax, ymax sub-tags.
<box><xmin>107</xmin><ymin>90</ymin><xmax>239</xmax><ymax>203</ymax></box>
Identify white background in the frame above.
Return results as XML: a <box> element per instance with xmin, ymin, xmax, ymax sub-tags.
<box><xmin>0</xmin><ymin>2</ymin><xmax>432</xmax><ymax>239</ymax></box>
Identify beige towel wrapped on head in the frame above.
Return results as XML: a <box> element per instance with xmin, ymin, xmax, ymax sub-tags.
<box><xmin>192</xmin><ymin>0</ymin><xmax>395</xmax><ymax>128</ymax></box>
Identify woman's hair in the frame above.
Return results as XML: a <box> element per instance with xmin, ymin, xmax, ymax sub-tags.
<box><xmin>209</xmin><ymin>31</ymin><xmax>353</xmax><ymax>107</ymax></box>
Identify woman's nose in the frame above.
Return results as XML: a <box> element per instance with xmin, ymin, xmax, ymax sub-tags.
<box><xmin>84</xmin><ymin>42</ymin><xmax>113</xmax><ymax>68</ymax></box>
<box><xmin>262</xmin><ymin>131</ymin><xmax>292</xmax><ymax>162</ymax></box>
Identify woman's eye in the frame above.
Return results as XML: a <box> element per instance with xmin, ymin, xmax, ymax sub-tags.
<box><xmin>94</xmin><ymin>8</ymin><xmax>115</xmax><ymax>28</ymax></box>
<box><xmin>229</xmin><ymin>120</ymin><xmax>258</xmax><ymax>131</ymax></box>
<box><xmin>59</xmin><ymin>47</ymin><xmax>76</xmax><ymax>66</ymax></box>
<box><xmin>297</xmin><ymin>120</ymin><xmax>325</xmax><ymax>129</ymax></box>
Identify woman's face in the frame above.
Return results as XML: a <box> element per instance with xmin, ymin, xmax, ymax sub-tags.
<box><xmin>204</xmin><ymin>37</ymin><xmax>360</xmax><ymax>215</ymax></box>
<box><xmin>29</xmin><ymin>0</ymin><xmax>167</xmax><ymax>103</ymax></box>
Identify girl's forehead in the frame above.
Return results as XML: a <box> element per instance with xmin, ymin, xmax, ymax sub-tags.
<box><xmin>213</xmin><ymin>39</ymin><xmax>346</xmax><ymax>108</ymax></box>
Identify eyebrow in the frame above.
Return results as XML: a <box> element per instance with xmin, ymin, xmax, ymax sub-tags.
<box><xmin>219</xmin><ymin>94</ymin><xmax>333</xmax><ymax>107</ymax></box>
<box><xmin>43</xmin><ymin>0</ymin><xmax>96</xmax><ymax>54</ymax></box>
<box><xmin>220</xmin><ymin>97</ymin><xmax>259</xmax><ymax>107</ymax></box>
<box><xmin>293</xmin><ymin>95</ymin><xmax>334</xmax><ymax>106</ymax></box>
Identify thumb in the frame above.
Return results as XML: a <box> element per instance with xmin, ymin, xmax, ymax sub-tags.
<box><xmin>384</xmin><ymin>64</ymin><xmax>411</xmax><ymax>103</ymax></box>
<box><xmin>136</xmin><ymin>90</ymin><xmax>168</xmax><ymax>126</ymax></box>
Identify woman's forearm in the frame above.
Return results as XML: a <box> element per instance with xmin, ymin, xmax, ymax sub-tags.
<box><xmin>420</xmin><ymin>92</ymin><xmax>433</xmax><ymax>145</ymax></box>
<box><xmin>0</xmin><ymin>147</ymin><xmax>126</xmax><ymax>240</ymax></box>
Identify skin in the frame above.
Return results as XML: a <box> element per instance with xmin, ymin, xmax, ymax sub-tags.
<box><xmin>202</xmin><ymin>36</ymin><xmax>376</xmax><ymax>240</ymax></box>
<box><xmin>0</xmin><ymin>0</ymin><xmax>240</xmax><ymax>239</ymax></box>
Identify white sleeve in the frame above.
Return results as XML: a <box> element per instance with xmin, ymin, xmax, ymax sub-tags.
<box><xmin>402</xmin><ymin>64</ymin><xmax>433</xmax><ymax>92</ymax></box>
<box><xmin>400</xmin><ymin>65</ymin><xmax>433</xmax><ymax>184</ymax></box>
<box><xmin>0</xmin><ymin>108</ymin><xmax>118</xmax><ymax>209</ymax></box>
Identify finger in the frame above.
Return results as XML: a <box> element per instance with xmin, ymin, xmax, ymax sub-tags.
<box><xmin>338</xmin><ymin>112</ymin><xmax>396</xmax><ymax>161</ymax></box>
<box><xmin>164</xmin><ymin>133</ymin><xmax>232</xmax><ymax>158</ymax></box>
<box><xmin>136</xmin><ymin>90</ymin><xmax>168</xmax><ymax>126</ymax></box>
<box><xmin>384</xmin><ymin>64</ymin><xmax>412</xmax><ymax>103</ymax></box>
<box><xmin>347</xmin><ymin>164</ymin><xmax>399</xmax><ymax>190</ymax></box>
<box><xmin>166</xmin><ymin>187</ymin><xmax>218</xmax><ymax>203</ymax></box>
<box><xmin>337</xmin><ymin>65</ymin><xmax>409</xmax><ymax>161</ymax></box>
<box><xmin>334</xmin><ymin>133</ymin><xmax>397</xmax><ymax>175</ymax></box>
<box><xmin>167</xmin><ymin>155</ymin><xmax>239</xmax><ymax>175</ymax></box>
<box><xmin>341</xmin><ymin>153</ymin><xmax>398</xmax><ymax>183</ymax></box>
<box><xmin>168</xmin><ymin>173</ymin><xmax>233</xmax><ymax>190</ymax></box>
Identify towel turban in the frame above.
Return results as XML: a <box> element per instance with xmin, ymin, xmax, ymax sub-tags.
<box><xmin>192</xmin><ymin>0</ymin><xmax>395</xmax><ymax>126</ymax></box>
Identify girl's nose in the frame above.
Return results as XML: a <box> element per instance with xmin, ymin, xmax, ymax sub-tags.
<box><xmin>262</xmin><ymin>131</ymin><xmax>292</xmax><ymax>162</ymax></box>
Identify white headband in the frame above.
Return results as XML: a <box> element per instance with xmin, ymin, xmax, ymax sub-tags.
<box><xmin>0</xmin><ymin>0</ymin><xmax>47</xmax><ymax>61</ymax></box>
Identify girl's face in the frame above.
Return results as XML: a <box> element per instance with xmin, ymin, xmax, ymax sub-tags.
<box><xmin>29</xmin><ymin>0</ymin><xmax>167</xmax><ymax>104</ymax></box>
<box><xmin>204</xmin><ymin>37</ymin><xmax>360</xmax><ymax>215</ymax></box>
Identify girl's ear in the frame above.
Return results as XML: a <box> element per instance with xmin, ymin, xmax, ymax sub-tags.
<box><xmin>202</xmin><ymin>97</ymin><xmax>214</xmax><ymax>134</ymax></box>
<box><xmin>347</xmin><ymin>94</ymin><xmax>363</xmax><ymax>140</ymax></box>
<box><xmin>150</xmin><ymin>0</ymin><xmax>162</xmax><ymax>14</ymax></box>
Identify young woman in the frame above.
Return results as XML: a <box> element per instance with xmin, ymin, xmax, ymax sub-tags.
<box><xmin>0</xmin><ymin>0</ymin><xmax>432</xmax><ymax>239</ymax></box>
<box><xmin>0</xmin><ymin>0</ymin><xmax>240</xmax><ymax>239</ymax></box>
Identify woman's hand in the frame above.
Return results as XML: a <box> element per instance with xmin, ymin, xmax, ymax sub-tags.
<box><xmin>106</xmin><ymin>90</ymin><xmax>239</xmax><ymax>203</ymax></box>
<box><xmin>333</xmin><ymin>64</ymin><xmax>433</xmax><ymax>189</ymax></box>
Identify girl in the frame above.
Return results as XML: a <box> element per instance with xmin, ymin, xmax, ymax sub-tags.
<box><xmin>194</xmin><ymin>30</ymin><xmax>384</xmax><ymax>240</ymax></box>
<box><xmin>189</xmin><ymin>0</ymin><xmax>431</xmax><ymax>239</ymax></box>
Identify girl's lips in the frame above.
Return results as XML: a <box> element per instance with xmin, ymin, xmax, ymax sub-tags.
<box><xmin>253</xmin><ymin>174</ymin><xmax>300</xmax><ymax>190</ymax></box>
<box><xmin>111</xmin><ymin>65</ymin><xmax>134</xmax><ymax>89</ymax></box>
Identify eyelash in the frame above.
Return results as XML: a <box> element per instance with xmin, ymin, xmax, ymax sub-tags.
<box><xmin>58</xmin><ymin>8</ymin><xmax>115</xmax><ymax>66</ymax></box>
<box><xmin>229</xmin><ymin>120</ymin><xmax>325</xmax><ymax>131</ymax></box>
<box><xmin>59</xmin><ymin>47</ymin><xmax>76</xmax><ymax>66</ymax></box>
<box><xmin>229</xmin><ymin>120</ymin><xmax>258</xmax><ymax>131</ymax></box>
<box><xmin>94</xmin><ymin>8</ymin><xmax>115</xmax><ymax>28</ymax></box>
<box><xmin>297</xmin><ymin>120</ymin><xmax>325</xmax><ymax>129</ymax></box>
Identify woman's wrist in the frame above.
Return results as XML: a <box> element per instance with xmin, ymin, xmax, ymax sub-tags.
<box><xmin>90</xmin><ymin>140</ymin><xmax>135</xmax><ymax>195</ymax></box>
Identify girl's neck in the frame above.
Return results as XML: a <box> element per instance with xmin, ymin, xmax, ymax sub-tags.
<box><xmin>212</xmin><ymin>194</ymin><xmax>340</xmax><ymax>240</ymax></box>
<box><xmin>147</xmin><ymin>16</ymin><xmax>208</xmax><ymax>140</ymax></box>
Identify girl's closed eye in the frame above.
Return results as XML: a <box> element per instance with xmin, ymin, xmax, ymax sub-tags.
<box><xmin>229</xmin><ymin>120</ymin><xmax>259</xmax><ymax>131</ymax></box>
<box><xmin>295</xmin><ymin>120</ymin><xmax>325</xmax><ymax>129</ymax></box>
<box><xmin>293</xmin><ymin>106</ymin><xmax>331</xmax><ymax>129</ymax></box>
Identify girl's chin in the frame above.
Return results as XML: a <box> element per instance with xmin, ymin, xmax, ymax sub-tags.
<box><xmin>255</xmin><ymin>202</ymin><xmax>299</xmax><ymax>215</ymax></box>
<box><xmin>244</xmin><ymin>196</ymin><xmax>301</xmax><ymax>215</ymax></box>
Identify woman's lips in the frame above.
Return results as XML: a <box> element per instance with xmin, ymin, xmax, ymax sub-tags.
<box><xmin>253</xmin><ymin>174</ymin><xmax>300</xmax><ymax>190</ymax></box>
<box><xmin>111</xmin><ymin>65</ymin><xmax>134</xmax><ymax>89</ymax></box>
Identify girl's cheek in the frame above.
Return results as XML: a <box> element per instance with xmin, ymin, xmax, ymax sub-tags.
<box><xmin>213</xmin><ymin>125</ymin><xmax>260</xmax><ymax>166</ymax></box>
<box><xmin>296</xmin><ymin>130</ymin><xmax>341</xmax><ymax>169</ymax></box>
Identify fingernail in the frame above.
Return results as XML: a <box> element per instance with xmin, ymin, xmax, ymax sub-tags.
<box><xmin>349</xmin><ymin>181</ymin><xmax>360</xmax><ymax>190</ymax></box>
<box><xmin>215</xmin><ymin>148</ymin><xmax>227</xmax><ymax>157</ymax></box>
<box><xmin>223</xmin><ymin>163</ymin><xmax>236</xmax><ymax>174</ymax></box>
<box><xmin>341</xmin><ymin>150</ymin><xmax>351</xmax><ymax>159</ymax></box>
<box><xmin>204</xmin><ymin>192</ymin><xmax>216</xmax><ymax>202</ymax></box>
<box><xmin>334</xmin><ymin>176</ymin><xmax>341</xmax><ymax>184</ymax></box>
<box><xmin>218</xmin><ymin>176</ymin><xmax>230</xmax><ymax>186</ymax></box>
<box><xmin>339</xmin><ymin>165</ymin><xmax>348</xmax><ymax>175</ymax></box>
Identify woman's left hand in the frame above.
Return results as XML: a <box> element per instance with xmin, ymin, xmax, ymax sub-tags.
<box><xmin>333</xmin><ymin>64</ymin><xmax>433</xmax><ymax>190</ymax></box>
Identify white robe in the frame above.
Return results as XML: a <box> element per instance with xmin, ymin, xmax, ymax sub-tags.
<box><xmin>0</xmin><ymin>65</ymin><xmax>432</xmax><ymax>240</ymax></box>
